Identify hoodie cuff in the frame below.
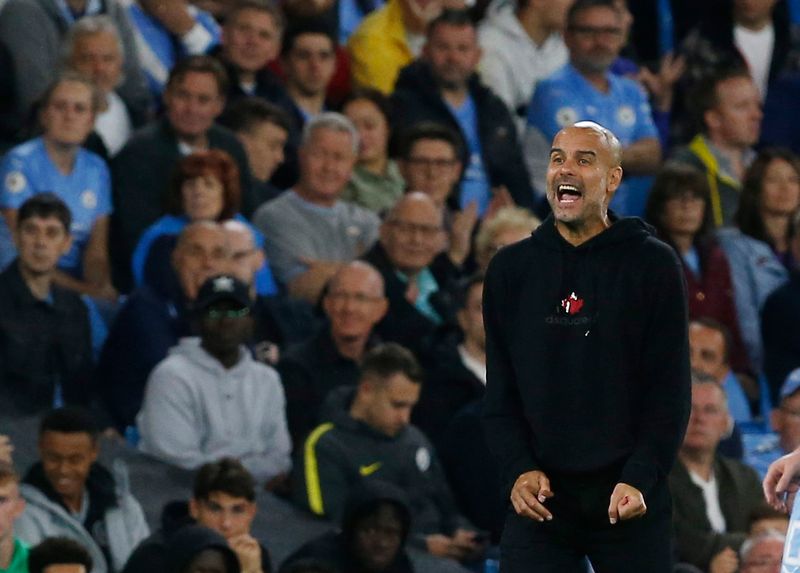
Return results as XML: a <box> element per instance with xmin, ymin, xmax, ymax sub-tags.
<box><xmin>619</xmin><ymin>460</ymin><xmax>657</xmax><ymax>498</ymax></box>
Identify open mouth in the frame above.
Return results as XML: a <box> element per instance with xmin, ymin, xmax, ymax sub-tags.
<box><xmin>556</xmin><ymin>184</ymin><xmax>582</xmax><ymax>204</ymax></box>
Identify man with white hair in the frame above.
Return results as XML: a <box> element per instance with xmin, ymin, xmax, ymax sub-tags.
<box><xmin>253</xmin><ymin>112</ymin><xmax>380</xmax><ymax>303</ymax></box>
<box><xmin>738</xmin><ymin>530</ymin><xmax>784</xmax><ymax>573</ymax></box>
<box><xmin>63</xmin><ymin>16</ymin><xmax>138</xmax><ymax>156</ymax></box>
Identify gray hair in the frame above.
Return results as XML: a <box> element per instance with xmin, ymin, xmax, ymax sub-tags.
<box><xmin>691</xmin><ymin>370</ymin><xmax>729</xmax><ymax>413</ymax></box>
<box><xmin>573</xmin><ymin>120</ymin><xmax>622</xmax><ymax>166</ymax></box>
<box><xmin>301</xmin><ymin>112</ymin><xmax>359</xmax><ymax>154</ymax></box>
<box><xmin>740</xmin><ymin>529</ymin><xmax>786</xmax><ymax>564</ymax></box>
<box><xmin>62</xmin><ymin>15</ymin><xmax>124</xmax><ymax>64</ymax></box>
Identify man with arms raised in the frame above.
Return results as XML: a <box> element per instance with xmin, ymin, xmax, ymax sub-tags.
<box><xmin>483</xmin><ymin>121</ymin><xmax>690</xmax><ymax>571</ymax></box>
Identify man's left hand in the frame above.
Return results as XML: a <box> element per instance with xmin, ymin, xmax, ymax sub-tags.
<box><xmin>607</xmin><ymin>482</ymin><xmax>646</xmax><ymax>524</ymax></box>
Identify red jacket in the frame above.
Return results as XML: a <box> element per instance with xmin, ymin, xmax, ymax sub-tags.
<box><xmin>684</xmin><ymin>239</ymin><xmax>752</xmax><ymax>374</ymax></box>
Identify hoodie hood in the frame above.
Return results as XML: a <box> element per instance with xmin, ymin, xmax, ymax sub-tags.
<box><xmin>166</xmin><ymin>525</ymin><xmax>240</xmax><ymax>573</ymax></box>
<box><xmin>481</xmin><ymin>0</ymin><xmax>529</xmax><ymax>40</ymax></box>
<box><xmin>341</xmin><ymin>480</ymin><xmax>412</xmax><ymax>544</ymax></box>
<box><xmin>531</xmin><ymin>213</ymin><xmax>656</xmax><ymax>252</ymax></box>
<box><xmin>24</xmin><ymin>461</ymin><xmax>119</xmax><ymax>516</ymax></box>
<box><xmin>168</xmin><ymin>337</ymin><xmax>252</xmax><ymax>376</ymax></box>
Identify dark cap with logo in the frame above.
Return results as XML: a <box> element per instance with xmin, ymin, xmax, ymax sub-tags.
<box><xmin>194</xmin><ymin>275</ymin><xmax>252</xmax><ymax>312</ymax></box>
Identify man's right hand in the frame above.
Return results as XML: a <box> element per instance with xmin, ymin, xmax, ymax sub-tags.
<box><xmin>228</xmin><ymin>534</ymin><xmax>263</xmax><ymax>573</ymax></box>
<box><xmin>763</xmin><ymin>449</ymin><xmax>800</xmax><ymax>511</ymax></box>
<box><xmin>510</xmin><ymin>470</ymin><xmax>554</xmax><ymax>522</ymax></box>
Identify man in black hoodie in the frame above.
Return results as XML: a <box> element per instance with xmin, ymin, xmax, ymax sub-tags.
<box><xmin>166</xmin><ymin>525</ymin><xmax>240</xmax><ymax>573</ymax></box>
<box><xmin>482</xmin><ymin>121</ymin><xmax>691</xmax><ymax>572</ymax></box>
<box><xmin>281</xmin><ymin>480</ymin><xmax>414</xmax><ymax>573</ymax></box>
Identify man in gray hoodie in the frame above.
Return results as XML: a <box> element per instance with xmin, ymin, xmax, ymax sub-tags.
<box><xmin>15</xmin><ymin>408</ymin><xmax>150</xmax><ymax>573</ymax></box>
<box><xmin>137</xmin><ymin>274</ymin><xmax>291</xmax><ymax>488</ymax></box>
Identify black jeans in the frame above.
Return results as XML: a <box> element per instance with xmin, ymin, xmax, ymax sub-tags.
<box><xmin>500</xmin><ymin>468</ymin><xmax>673</xmax><ymax>573</ymax></box>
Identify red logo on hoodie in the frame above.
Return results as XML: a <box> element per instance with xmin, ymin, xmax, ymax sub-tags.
<box><xmin>561</xmin><ymin>292</ymin><xmax>584</xmax><ymax>315</ymax></box>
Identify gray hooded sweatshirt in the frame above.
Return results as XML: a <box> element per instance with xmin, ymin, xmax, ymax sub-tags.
<box><xmin>137</xmin><ymin>337</ymin><xmax>292</xmax><ymax>484</ymax></box>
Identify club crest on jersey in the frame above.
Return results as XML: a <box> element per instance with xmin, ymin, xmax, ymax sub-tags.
<box><xmin>617</xmin><ymin>105</ymin><xmax>636</xmax><ymax>127</ymax></box>
<box><xmin>561</xmin><ymin>292</ymin><xmax>584</xmax><ymax>315</ymax></box>
<box><xmin>555</xmin><ymin>107</ymin><xmax>578</xmax><ymax>127</ymax></box>
<box><xmin>81</xmin><ymin>190</ymin><xmax>97</xmax><ymax>209</ymax></box>
<box><xmin>5</xmin><ymin>171</ymin><xmax>26</xmax><ymax>194</ymax></box>
<box><xmin>416</xmin><ymin>447</ymin><xmax>431</xmax><ymax>472</ymax></box>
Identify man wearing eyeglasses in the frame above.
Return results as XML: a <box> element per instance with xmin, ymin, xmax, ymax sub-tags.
<box><xmin>362</xmin><ymin>192</ymin><xmax>462</xmax><ymax>355</ymax></box>
<box><xmin>278</xmin><ymin>261</ymin><xmax>388</xmax><ymax>448</ymax></box>
<box><xmin>137</xmin><ymin>274</ymin><xmax>291</xmax><ymax>488</ymax></box>
<box><xmin>524</xmin><ymin>0</ymin><xmax>661</xmax><ymax>217</ymax></box>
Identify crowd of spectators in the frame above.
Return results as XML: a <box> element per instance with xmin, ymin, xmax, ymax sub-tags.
<box><xmin>3</xmin><ymin>0</ymin><xmax>800</xmax><ymax>571</ymax></box>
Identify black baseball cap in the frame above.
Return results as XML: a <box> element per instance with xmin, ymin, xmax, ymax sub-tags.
<box><xmin>194</xmin><ymin>275</ymin><xmax>252</xmax><ymax>312</ymax></box>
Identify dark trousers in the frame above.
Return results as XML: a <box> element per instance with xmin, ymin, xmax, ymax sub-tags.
<box><xmin>500</xmin><ymin>469</ymin><xmax>673</xmax><ymax>573</ymax></box>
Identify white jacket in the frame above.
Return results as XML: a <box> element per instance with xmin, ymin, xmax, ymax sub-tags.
<box><xmin>478</xmin><ymin>0</ymin><xmax>568</xmax><ymax>131</ymax></box>
<box><xmin>15</xmin><ymin>460</ymin><xmax>149</xmax><ymax>573</ymax></box>
<box><xmin>137</xmin><ymin>337</ymin><xmax>292</xmax><ymax>483</ymax></box>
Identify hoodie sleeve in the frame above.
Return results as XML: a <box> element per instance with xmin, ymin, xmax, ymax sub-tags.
<box><xmin>620</xmin><ymin>243</ymin><xmax>691</xmax><ymax>496</ymax></box>
<box><xmin>239</xmin><ymin>372</ymin><xmax>293</xmax><ymax>483</ymax></box>
<box><xmin>292</xmin><ymin>424</ymin><xmax>350</xmax><ymax>523</ymax></box>
<box><xmin>137</xmin><ymin>360</ymin><xmax>210</xmax><ymax>469</ymax></box>
<box><xmin>481</xmin><ymin>253</ymin><xmax>540</xmax><ymax>498</ymax></box>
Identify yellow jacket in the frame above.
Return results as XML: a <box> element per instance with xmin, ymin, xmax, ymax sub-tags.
<box><xmin>347</xmin><ymin>0</ymin><xmax>414</xmax><ymax>94</ymax></box>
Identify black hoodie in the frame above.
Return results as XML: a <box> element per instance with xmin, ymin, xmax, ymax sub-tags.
<box><xmin>482</xmin><ymin>215</ymin><xmax>691</xmax><ymax>499</ymax></box>
<box><xmin>280</xmin><ymin>481</ymin><xmax>414</xmax><ymax>573</ymax></box>
<box><xmin>166</xmin><ymin>525</ymin><xmax>240</xmax><ymax>573</ymax></box>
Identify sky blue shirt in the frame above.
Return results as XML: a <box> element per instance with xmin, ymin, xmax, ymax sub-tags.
<box><xmin>447</xmin><ymin>95</ymin><xmax>491</xmax><ymax>216</ymax></box>
<box><xmin>527</xmin><ymin>64</ymin><xmax>658</xmax><ymax>217</ymax></box>
<box><xmin>338</xmin><ymin>0</ymin><xmax>383</xmax><ymax>43</ymax></box>
<box><xmin>132</xmin><ymin>213</ymin><xmax>277</xmax><ymax>296</ymax></box>
<box><xmin>125</xmin><ymin>1</ymin><xmax>220</xmax><ymax>96</ymax></box>
<box><xmin>0</xmin><ymin>138</ymin><xmax>112</xmax><ymax>276</ymax></box>
<box><xmin>395</xmin><ymin>267</ymin><xmax>441</xmax><ymax>325</ymax></box>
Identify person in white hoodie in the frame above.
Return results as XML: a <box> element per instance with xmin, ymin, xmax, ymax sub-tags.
<box><xmin>137</xmin><ymin>274</ymin><xmax>292</xmax><ymax>489</ymax></box>
<box><xmin>477</xmin><ymin>0</ymin><xmax>570</xmax><ymax>131</ymax></box>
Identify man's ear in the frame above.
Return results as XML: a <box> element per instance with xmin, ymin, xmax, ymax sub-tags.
<box><xmin>608</xmin><ymin>165</ymin><xmax>623</xmax><ymax>192</ymax></box>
